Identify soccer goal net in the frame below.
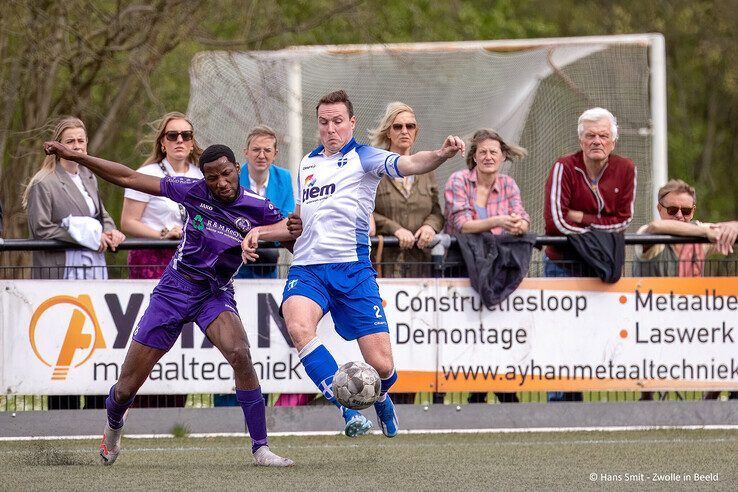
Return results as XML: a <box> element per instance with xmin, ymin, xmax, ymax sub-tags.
<box><xmin>187</xmin><ymin>34</ymin><xmax>666</xmax><ymax>233</ymax></box>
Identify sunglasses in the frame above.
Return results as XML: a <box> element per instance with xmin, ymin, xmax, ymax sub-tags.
<box><xmin>164</xmin><ymin>130</ymin><xmax>194</xmax><ymax>142</ymax></box>
<box><xmin>392</xmin><ymin>123</ymin><xmax>417</xmax><ymax>131</ymax></box>
<box><xmin>659</xmin><ymin>202</ymin><xmax>695</xmax><ymax>216</ymax></box>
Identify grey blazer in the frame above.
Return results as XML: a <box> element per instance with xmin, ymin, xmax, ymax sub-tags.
<box><xmin>27</xmin><ymin>164</ymin><xmax>116</xmax><ymax>279</ymax></box>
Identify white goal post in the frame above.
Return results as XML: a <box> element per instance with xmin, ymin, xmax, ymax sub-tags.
<box><xmin>188</xmin><ymin>34</ymin><xmax>667</xmax><ymax>231</ymax></box>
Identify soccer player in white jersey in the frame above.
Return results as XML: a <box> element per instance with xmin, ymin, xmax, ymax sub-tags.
<box><xmin>282</xmin><ymin>90</ymin><xmax>464</xmax><ymax>437</ymax></box>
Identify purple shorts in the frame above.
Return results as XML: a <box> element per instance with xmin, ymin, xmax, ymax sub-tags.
<box><xmin>132</xmin><ymin>267</ymin><xmax>238</xmax><ymax>351</ymax></box>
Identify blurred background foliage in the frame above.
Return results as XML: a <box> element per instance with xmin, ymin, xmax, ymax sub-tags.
<box><xmin>1</xmin><ymin>0</ymin><xmax>736</xmax><ymax>254</ymax></box>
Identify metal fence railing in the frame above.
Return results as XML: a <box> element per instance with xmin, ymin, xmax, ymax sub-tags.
<box><xmin>1</xmin><ymin>235</ymin><xmax>737</xmax><ymax>410</ymax></box>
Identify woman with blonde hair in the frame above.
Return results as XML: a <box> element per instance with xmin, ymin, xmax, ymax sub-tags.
<box><xmin>121</xmin><ymin>112</ymin><xmax>203</xmax><ymax>279</ymax></box>
<box><xmin>24</xmin><ymin>116</ymin><xmax>124</xmax><ymax>280</ymax></box>
<box><xmin>368</xmin><ymin>101</ymin><xmax>444</xmax><ymax>279</ymax></box>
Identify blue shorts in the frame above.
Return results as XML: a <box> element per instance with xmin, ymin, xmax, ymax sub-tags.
<box><xmin>282</xmin><ymin>261</ymin><xmax>389</xmax><ymax>341</ymax></box>
<box><xmin>133</xmin><ymin>267</ymin><xmax>239</xmax><ymax>351</ymax></box>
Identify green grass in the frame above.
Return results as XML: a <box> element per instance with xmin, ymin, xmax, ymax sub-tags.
<box><xmin>1</xmin><ymin>430</ymin><xmax>735</xmax><ymax>490</ymax></box>
<box><xmin>170</xmin><ymin>423</ymin><xmax>190</xmax><ymax>438</ymax></box>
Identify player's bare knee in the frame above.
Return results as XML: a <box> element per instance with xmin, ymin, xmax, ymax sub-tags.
<box><xmin>114</xmin><ymin>381</ymin><xmax>136</xmax><ymax>403</ymax></box>
<box><xmin>368</xmin><ymin>358</ymin><xmax>394</xmax><ymax>379</ymax></box>
<box><xmin>286</xmin><ymin>321</ymin><xmax>316</xmax><ymax>351</ymax></box>
<box><xmin>225</xmin><ymin>344</ymin><xmax>253</xmax><ymax>371</ymax></box>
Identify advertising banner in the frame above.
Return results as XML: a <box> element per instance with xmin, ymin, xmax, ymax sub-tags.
<box><xmin>1</xmin><ymin>277</ymin><xmax>736</xmax><ymax>394</ymax></box>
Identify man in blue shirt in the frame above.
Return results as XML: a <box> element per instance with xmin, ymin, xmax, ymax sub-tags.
<box><xmin>236</xmin><ymin>125</ymin><xmax>294</xmax><ymax>279</ymax></box>
<box><xmin>44</xmin><ymin>141</ymin><xmax>294</xmax><ymax>467</ymax></box>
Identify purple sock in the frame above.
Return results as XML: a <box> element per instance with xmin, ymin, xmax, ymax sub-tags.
<box><xmin>105</xmin><ymin>385</ymin><xmax>134</xmax><ymax>430</ymax></box>
<box><xmin>236</xmin><ymin>387</ymin><xmax>268</xmax><ymax>453</ymax></box>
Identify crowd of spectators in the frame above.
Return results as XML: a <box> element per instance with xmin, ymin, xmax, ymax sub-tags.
<box><xmin>12</xmin><ymin>105</ymin><xmax>738</xmax><ymax>407</ymax></box>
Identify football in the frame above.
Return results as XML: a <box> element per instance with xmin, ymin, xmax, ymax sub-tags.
<box><xmin>332</xmin><ymin>361</ymin><xmax>381</xmax><ymax>410</ymax></box>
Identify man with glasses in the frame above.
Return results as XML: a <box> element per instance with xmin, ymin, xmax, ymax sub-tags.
<box><xmin>633</xmin><ymin>179</ymin><xmax>737</xmax><ymax>401</ymax></box>
<box><xmin>634</xmin><ymin>179</ymin><xmax>737</xmax><ymax>276</ymax></box>
<box><xmin>235</xmin><ymin>125</ymin><xmax>294</xmax><ymax>280</ymax></box>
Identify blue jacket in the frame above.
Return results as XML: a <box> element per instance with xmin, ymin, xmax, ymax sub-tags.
<box><xmin>239</xmin><ymin>163</ymin><xmax>295</xmax><ymax>216</ymax></box>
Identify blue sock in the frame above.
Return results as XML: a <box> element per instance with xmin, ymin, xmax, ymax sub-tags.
<box><xmin>299</xmin><ymin>339</ymin><xmax>356</xmax><ymax>419</ymax></box>
<box><xmin>378</xmin><ymin>369</ymin><xmax>398</xmax><ymax>402</ymax></box>
<box><xmin>236</xmin><ymin>387</ymin><xmax>268</xmax><ymax>453</ymax></box>
<box><xmin>105</xmin><ymin>385</ymin><xmax>134</xmax><ymax>430</ymax></box>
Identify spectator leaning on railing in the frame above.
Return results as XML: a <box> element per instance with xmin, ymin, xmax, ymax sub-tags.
<box><xmin>542</xmin><ymin>107</ymin><xmax>636</xmax><ymax>402</ymax></box>
<box><xmin>367</xmin><ymin>101</ymin><xmax>444</xmax><ymax>404</ymax></box>
<box><xmin>23</xmin><ymin>117</ymin><xmax>125</xmax><ymax>281</ymax></box>
<box><xmin>22</xmin><ymin>116</ymin><xmax>125</xmax><ymax>410</ymax></box>
<box><xmin>444</xmin><ymin>128</ymin><xmax>529</xmax><ymax>405</ymax></box>
<box><xmin>633</xmin><ymin>179</ymin><xmax>738</xmax><ymax>401</ymax></box>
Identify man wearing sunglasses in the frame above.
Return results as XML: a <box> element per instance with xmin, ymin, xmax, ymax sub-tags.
<box><xmin>634</xmin><ymin>179</ymin><xmax>737</xmax><ymax>276</ymax></box>
<box><xmin>633</xmin><ymin>179</ymin><xmax>737</xmax><ymax>402</ymax></box>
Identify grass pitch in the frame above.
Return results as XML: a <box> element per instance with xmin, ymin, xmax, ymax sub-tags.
<box><xmin>1</xmin><ymin>430</ymin><xmax>735</xmax><ymax>490</ymax></box>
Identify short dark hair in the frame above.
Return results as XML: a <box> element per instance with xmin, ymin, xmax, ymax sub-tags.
<box><xmin>199</xmin><ymin>144</ymin><xmax>237</xmax><ymax>171</ymax></box>
<box><xmin>316</xmin><ymin>90</ymin><xmax>354</xmax><ymax>118</ymax></box>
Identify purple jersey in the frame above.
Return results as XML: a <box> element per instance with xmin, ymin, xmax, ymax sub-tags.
<box><xmin>160</xmin><ymin>176</ymin><xmax>283</xmax><ymax>289</ymax></box>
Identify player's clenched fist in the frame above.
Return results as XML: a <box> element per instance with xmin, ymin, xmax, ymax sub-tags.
<box><xmin>439</xmin><ymin>135</ymin><xmax>465</xmax><ymax>159</ymax></box>
<box><xmin>287</xmin><ymin>212</ymin><xmax>302</xmax><ymax>238</ymax></box>
<box><xmin>44</xmin><ymin>140</ymin><xmax>77</xmax><ymax>160</ymax></box>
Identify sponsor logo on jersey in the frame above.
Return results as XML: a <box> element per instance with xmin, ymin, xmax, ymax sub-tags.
<box><xmin>199</xmin><ymin>203</ymin><xmax>213</xmax><ymax>211</ymax></box>
<box><xmin>193</xmin><ymin>214</ymin><xmax>205</xmax><ymax>230</ymax></box>
<box><xmin>302</xmin><ymin>175</ymin><xmax>336</xmax><ymax>201</ymax></box>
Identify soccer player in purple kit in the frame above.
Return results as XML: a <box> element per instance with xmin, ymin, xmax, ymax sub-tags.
<box><xmin>43</xmin><ymin>141</ymin><xmax>294</xmax><ymax>467</ymax></box>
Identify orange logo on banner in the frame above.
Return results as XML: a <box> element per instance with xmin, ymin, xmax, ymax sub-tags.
<box><xmin>28</xmin><ymin>295</ymin><xmax>106</xmax><ymax>381</ymax></box>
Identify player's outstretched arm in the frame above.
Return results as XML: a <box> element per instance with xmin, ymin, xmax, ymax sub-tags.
<box><xmin>44</xmin><ymin>141</ymin><xmax>161</xmax><ymax>196</ymax></box>
<box><xmin>396</xmin><ymin>135</ymin><xmax>465</xmax><ymax>177</ymax></box>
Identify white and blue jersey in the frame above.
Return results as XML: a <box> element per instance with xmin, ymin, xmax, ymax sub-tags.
<box><xmin>284</xmin><ymin>138</ymin><xmax>400</xmax><ymax>339</ymax></box>
<box><xmin>292</xmin><ymin>138</ymin><xmax>402</xmax><ymax>265</ymax></box>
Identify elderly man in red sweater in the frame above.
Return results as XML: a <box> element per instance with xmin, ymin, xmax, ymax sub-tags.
<box><xmin>542</xmin><ymin>107</ymin><xmax>637</xmax><ymax>402</ymax></box>
<box><xmin>543</xmin><ymin>107</ymin><xmax>636</xmax><ymax>276</ymax></box>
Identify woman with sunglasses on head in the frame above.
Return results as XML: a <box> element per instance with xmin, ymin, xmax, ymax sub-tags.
<box><xmin>368</xmin><ymin>102</ymin><xmax>444</xmax><ymax>280</ymax></box>
<box><xmin>121</xmin><ymin>112</ymin><xmax>203</xmax><ymax>279</ymax></box>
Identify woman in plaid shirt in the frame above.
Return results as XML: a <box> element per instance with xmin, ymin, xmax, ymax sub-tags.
<box><xmin>444</xmin><ymin>129</ymin><xmax>529</xmax><ymax>236</ymax></box>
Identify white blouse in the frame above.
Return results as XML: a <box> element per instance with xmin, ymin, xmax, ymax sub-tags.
<box><xmin>124</xmin><ymin>159</ymin><xmax>203</xmax><ymax>230</ymax></box>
